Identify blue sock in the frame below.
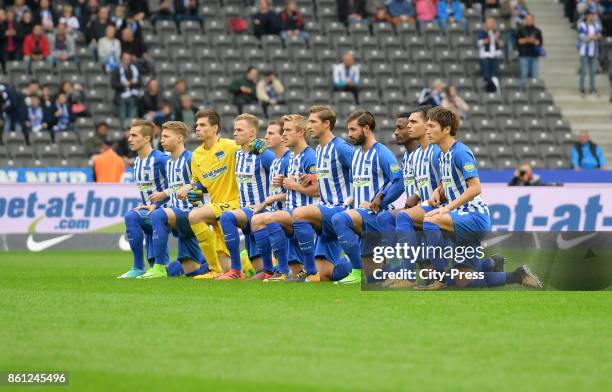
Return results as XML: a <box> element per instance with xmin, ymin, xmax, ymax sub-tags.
<box><xmin>253</xmin><ymin>228</ymin><xmax>274</xmax><ymax>273</ymax></box>
<box><xmin>293</xmin><ymin>220</ymin><xmax>317</xmax><ymax>275</ymax></box>
<box><xmin>332</xmin><ymin>212</ymin><xmax>362</xmax><ymax>270</ymax></box>
<box><xmin>268</xmin><ymin>223</ymin><xmax>289</xmax><ymax>275</ymax></box>
<box><xmin>220</xmin><ymin>212</ymin><xmax>242</xmax><ymax>271</ymax></box>
<box><xmin>332</xmin><ymin>256</ymin><xmax>353</xmax><ymax>281</ymax></box>
<box><xmin>466</xmin><ymin>272</ymin><xmax>508</xmax><ymax>288</ymax></box>
<box><xmin>166</xmin><ymin>260</ymin><xmax>184</xmax><ymax>276</ymax></box>
<box><xmin>377</xmin><ymin>210</ymin><xmax>396</xmax><ymax>236</ymax></box>
<box><xmin>125</xmin><ymin>210</ymin><xmax>145</xmax><ymax>270</ymax></box>
<box><xmin>151</xmin><ymin>209</ymin><xmax>170</xmax><ymax>266</ymax></box>
<box><xmin>396</xmin><ymin>212</ymin><xmax>418</xmax><ymax>281</ymax></box>
<box><xmin>423</xmin><ymin>221</ymin><xmax>447</xmax><ymax>272</ymax></box>
<box><xmin>186</xmin><ymin>262</ymin><xmax>210</xmax><ymax>277</ymax></box>
<box><xmin>480</xmin><ymin>257</ymin><xmax>494</xmax><ymax>272</ymax></box>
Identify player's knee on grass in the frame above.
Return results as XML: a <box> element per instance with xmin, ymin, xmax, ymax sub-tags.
<box><xmin>315</xmin><ymin>258</ymin><xmax>335</xmax><ymax>281</ymax></box>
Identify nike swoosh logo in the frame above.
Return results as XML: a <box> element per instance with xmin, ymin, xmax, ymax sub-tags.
<box><xmin>27</xmin><ymin>234</ymin><xmax>74</xmax><ymax>252</ymax></box>
<box><xmin>556</xmin><ymin>233</ymin><xmax>597</xmax><ymax>250</ymax></box>
<box><xmin>119</xmin><ymin>234</ymin><xmax>131</xmax><ymax>251</ymax></box>
<box><xmin>482</xmin><ymin>233</ymin><xmax>513</xmax><ymax>248</ymax></box>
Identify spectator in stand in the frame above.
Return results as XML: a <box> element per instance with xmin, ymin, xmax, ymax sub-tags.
<box><xmin>152</xmin><ymin>100</ymin><xmax>174</xmax><ymax>128</ymax></box>
<box><xmin>40</xmin><ymin>85</ymin><xmax>55</xmax><ymax>128</ymax></box>
<box><xmin>1</xmin><ymin>10</ymin><xmax>22</xmax><ymax>62</ymax></box>
<box><xmin>1</xmin><ymin>82</ymin><xmax>15</xmax><ymax>132</ymax></box>
<box><xmin>120</xmin><ymin>27</ymin><xmax>151</xmax><ymax>74</ymax></box>
<box><xmin>516</xmin><ymin>14</ymin><xmax>543</xmax><ymax>89</ymax></box>
<box><xmin>25</xmin><ymin>94</ymin><xmax>47</xmax><ymax>134</ymax></box>
<box><xmin>0</xmin><ymin>10</ymin><xmax>6</xmax><ymax>72</ymax></box>
<box><xmin>112</xmin><ymin>52</ymin><xmax>141</xmax><ymax>129</ymax></box>
<box><xmin>437</xmin><ymin>0</ymin><xmax>466</xmax><ymax>33</ymax></box>
<box><xmin>23</xmin><ymin>24</ymin><xmax>51</xmax><ymax>71</ymax></box>
<box><xmin>571</xmin><ymin>131</ymin><xmax>606</xmax><ymax>170</ymax></box>
<box><xmin>415</xmin><ymin>0</ymin><xmax>437</xmax><ymax>26</ymax></box>
<box><xmin>59</xmin><ymin>4</ymin><xmax>80</xmax><ymax>34</ymax></box>
<box><xmin>126</xmin><ymin>0</ymin><xmax>150</xmax><ymax>21</ymax></box>
<box><xmin>17</xmin><ymin>10</ymin><xmax>35</xmax><ymax>39</ymax></box>
<box><xmin>93</xmin><ymin>141</ymin><xmax>126</xmax><ymax>182</ymax></box>
<box><xmin>368</xmin><ymin>1</ymin><xmax>390</xmax><ymax>23</ymax></box>
<box><xmin>85</xmin><ymin>121</ymin><xmax>109</xmax><ymax>158</ymax></box>
<box><xmin>115</xmin><ymin>127</ymin><xmax>137</xmax><ymax>167</ymax></box>
<box><xmin>253</xmin><ymin>0</ymin><xmax>282</xmax><ymax>39</ymax></box>
<box><xmin>386</xmin><ymin>0</ymin><xmax>416</xmax><ymax>26</ymax></box>
<box><xmin>175</xmin><ymin>95</ymin><xmax>197</xmax><ymax>128</ymax></box>
<box><xmin>36</xmin><ymin>0</ymin><xmax>56</xmax><ymax>34</ymax></box>
<box><xmin>138</xmin><ymin>78</ymin><xmax>160</xmax><ymax>119</ymax></box>
<box><xmin>229</xmin><ymin>66</ymin><xmax>258</xmax><ymax>113</ymax></box>
<box><xmin>578</xmin><ymin>11</ymin><xmax>603</xmax><ymax>96</ymax></box>
<box><xmin>418</xmin><ymin>79</ymin><xmax>445</xmax><ymax>107</ymax></box>
<box><xmin>441</xmin><ymin>84</ymin><xmax>469</xmax><ymax>118</ymax></box>
<box><xmin>97</xmin><ymin>25</ymin><xmax>121</xmax><ymax>72</ymax></box>
<box><xmin>12</xmin><ymin>0</ymin><xmax>31</xmax><ymax>21</ymax></box>
<box><xmin>333</xmin><ymin>51</ymin><xmax>360</xmax><ymax>104</ymax></box>
<box><xmin>59</xmin><ymin>81</ymin><xmax>88</xmax><ymax>119</ymax></box>
<box><xmin>337</xmin><ymin>0</ymin><xmax>369</xmax><ymax>25</ymax></box>
<box><xmin>174</xmin><ymin>0</ymin><xmax>203</xmax><ymax>31</ymax></box>
<box><xmin>500</xmin><ymin>0</ymin><xmax>528</xmax><ymax>59</ymax></box>
<box><xmin>112</xmin><ymin>4</ymin><xmax>127</xmax><ymax>32</ymax></box>
<box><xmin>80</xmin><ymin>0</ymin><xmax>101</xmax><ymax>32</ymax></box>
<box><xmin>280</xmin><ymin>1</ymin><xmax>309</xmax><ymax>44</ymax></box>
<box><xmin>478</xmin><ymin>17</ymin><xmax>503</xmax><ymax>93</ymax></box>
<box><xmin>49</xmin><ymin>23</ymin><xmax>77</xmax><ymax>65</ymax></box>
<box><xmin>85</xmin><ymin>6</ymin><xmax>110</xmax><ymax>48</ymax></box>
<box><xmin>152</xmin><ymin>0</ymin><xmax>174</xmax><ymax>26</ymax></box>
<box><xmin>52</xmin><ymin>92</ymin><xmax>74</xmax><ymax>133</ymax></box>
<box><xmin>601</xmin><ymin>0</ymin><xmax>612</xmax><ymax>36</ymax></box>
<box><xmin>170</xmin><ymin>79</ymin><xmax>188</xmax><ymax>114</ymax></box>
<box><xmin>122</xmin><ymin>12</ymin><xmax>144</xmax><ymax>44</ymax></box>
<box><xmin>257</xmin><ymin>70</ymin><xmax>285</xmax><ymax>117</ymax></box>
<box><xmin>508</xmin><ymin>163</ymin><xmax>541</xmax><ymax>186</ymax></box>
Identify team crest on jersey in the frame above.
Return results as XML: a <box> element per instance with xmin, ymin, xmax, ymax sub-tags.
<box><xmin>309</xmin><ymin>165</ymin><xmax>316</xmax><ymax>174</ymax></box>
<box><xmin>390</xmin><ymin>164</ymin><xmax>401</xmax><ymax>172</ymax></box>
<box><xmin>464</xmin><ymin>163</ymin><xmax>475</xmax><ymax>172</ymax></box>
<box><xmin>215</xmin><ymin>151</ymin><xmax>225</xmax><ymax>161</ymax></box>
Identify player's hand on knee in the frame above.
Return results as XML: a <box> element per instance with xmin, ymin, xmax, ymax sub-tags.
<box><xmin>249</xmin><ymin>138</ymin><xmax>267</xmax><ymax>155</ymax></box>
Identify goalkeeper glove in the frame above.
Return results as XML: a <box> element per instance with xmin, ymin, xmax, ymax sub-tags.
<box><xmin>249</xmin><ymin>138</ymin><xmax>267</xmax><ymax>155</ymax></box>
<box><xmin>187</xmin><ymin>189</ymin><xmax>203</xmax><ymax>203</ymax></box>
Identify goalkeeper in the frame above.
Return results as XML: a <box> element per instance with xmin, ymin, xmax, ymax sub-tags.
<box><xmin>177</xmin><ymin>109</ymin><xmax>267</xmax><ymax>278</ymax></box>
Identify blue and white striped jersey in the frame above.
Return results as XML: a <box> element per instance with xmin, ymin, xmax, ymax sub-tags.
<box><xmin>438</xmin><ymin>141</ymin><xmax>489</xmax><ymax>214</ymax></box>
<box><xmin>268</xmin><ymin>149</ymin><xmax>291</xmax><ymax>211</ymax></box>
<box><xmin>235</xmin><ymin>147</ymin><xmax>275</xmax><ymax>208</ymax></box>
<box><xmin>411</xmin><ymin>143</ymin><xmax>442</xmax><ymax>203</ymax></box>
<box><xmin>166</xmin><ymin>150</ymin><xmax>195</xmax><ymax>211</ymax></box>
<box><xmin>578</xmin><ymin>20</ymin><xmax>601</xmax><ymax>57</ymax></box>
<box><xmin>286</xmin><ymin>146</ymin><xmax>317</xmax><ymax>209</ymax></box>
<box><xmin>402</xmin><ymin>149</ymin><xmax>417</xmax><ymax>197</ymax></box>
<box><xmin>352</xmin><ymin>142</ymin><xmax>402</xmax><ymax>210</ymax></box>
<box><xmin>133</xmin><ymin>149</ymin><xmax>171</xmax><ymax>207</ymax></box>
<box><xmin>316</xmin><ymin>136</ymin><xmax>354</xmax><ymax>207</ymax></box>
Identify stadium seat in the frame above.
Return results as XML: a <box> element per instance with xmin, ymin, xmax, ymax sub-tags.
<box><xmin>261</xmin><ymin>35</ymin><xmax>283</xmax><ymax>51</ymax></box>
<box><xmin>331</xmin><ymin>35</ymin><xmax>353</xmax><ymax>56</ymax></box>
<box><xmin>31</xmin><ymin>61</ymin><xmax>50</xmax><ymax>78</ymax></box>
<box><xmin>4</xmin><ymin>132</ymin><xmax>26</xmax><ymax>149</ymax></box>
<box><xmin>91</xmin><ymin>102</ymin><xmax>113</xmax><ymax>118</ymax></box>
<box><xmin>404</xmin><ymin>35</ymin><xmax>426</xmax><ymax>53</ymax></box>
<box><xmin>522</xmin><ymin>118</ymin><xmax>546</xmax><ymax>133</ymax></box>
<box><xmin>0</xmin><ymin>145</ymin><xmax>8</xmax><ymax>160</ymax></box>
<box><xmin>267</xmin><ymin>105</ymin><xmax>289</xmax><ymax>119</ymax></box>
<box><xmin>61</xmin><ymin>145</ymin><xmax>86</xmax><ymax>159</ymax></box>
<box><xmin>396</xmin><ymin>22</ymin><xmax>418</xmax><ymax>40</ymax></box>
<box><xmin>178</xmin><ymin>62</ymin><xmax>200</xmax><ymax>77</ymax></box>
<box><xmin>375</xmin><ymin>36</ymin><xmax>398</xmax><ymax>54</ymax></box>
<box><xmin>6</xmin><ymin>61</ymin><xmax>26</xmax><ymax>81</ymax></box>
<box><xmin>394</xmin><ymin>61</ymin><xmax>418</xmax><ymax>78</ymax></box>
<box><xmin>242</xmin><ymin>104</ymin><xmax>264</xmax><ymax>118</ymax></box>
<box><xmin>309</xmin><ymin>90</ymin><xmax>332</xmax><ymax>105</ymax></box>
<box><xmin>55</xmin><ymin>131</ymin><xmax>79</xmax><ymax>146</ymax></box>
<box><xmin>202</xmin><ymin>62</ymin><xmax>226</xmax><ymax>79</ymax></box>
<box><xmin>489</xmin><ymin>104</ymin><xmax>513</xmax><ymax>121</ymax></box>
<box><xmin>157</xmin><ymin>20</ymin><xmax>177</xmax><ymax>36</ymax></box>
<box><xmin>298</xmin><ymin>62</ymin><xmax>322</xmax><ymax>78</ymax></box>
<box><xmin>372</xmin><ymin>22</ymin><xmax>395</xmax><ymax>39</ymax></box>
<box><xmin>539</xmin><ymin>105</ymin><xmax>563</xmax><ymax>121</ymax></box>
<box><xmin>319</xmin><ymin>6</ymin><xmax>339</xmax><ymax>23</ymax></box>
<box><xmin>11</xmin><ymin>145</ymin><xmax>34</xmax><ymax>160</ymax></box>
<box><xmin>180</xmin><ymin>20</ymin><xmax>201</xmax><ymax>35</ymax></box>
<box><xmin>170</xmin><ymin>47</ymin><xmax>194</xmax><ymax>63</ymax></box>
<box><xmin>29</xmin><ymin>131</ymin><xmax>53</xmax><ymax>147</ymax></box>
<box><xmin>211</xmin><ymin>34</ymin><xmax>235</xmax><ymax>52</ymax></box>
<box><xmin>35</xmin><ymin>144</ymin><xmax>61</xmax><ymax>159</ymax></box>
<box><xmin>369</xmin><ymin>62</ymin><xmax>393</xmax><ymax>78</ymax></box>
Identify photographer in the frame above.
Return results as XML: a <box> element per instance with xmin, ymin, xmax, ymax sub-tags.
<box><xmin>509</xmin><ymin>163</ymin><xmax>541</xmax><ymax>186</ymax></box>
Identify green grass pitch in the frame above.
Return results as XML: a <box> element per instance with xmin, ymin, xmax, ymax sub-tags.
<box><xmin>1</xmin><ymin>251</ymin><xmax>611</xmax><ymax>391</ymax></box>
